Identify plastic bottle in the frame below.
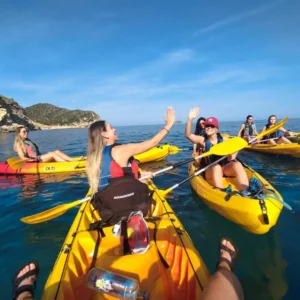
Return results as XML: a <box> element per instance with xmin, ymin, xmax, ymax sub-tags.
<box><xmin>86</xmin><ymin>267</ymin><xmax>149</xmax><ymax>300</ymax></box>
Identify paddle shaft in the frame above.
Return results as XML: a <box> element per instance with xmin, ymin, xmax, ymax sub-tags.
<box><xmin>166</xmin><ymin>156</ymin><xmax>226</xmax><ymax>192</ymax></box>
<box><xmin>140</xmin><ymin>137</ymin><xmax>247</xmax><ymax>181</ymax></box>
<box><xmin>250</xmin><ymin>137</ymin><xmax>280</xmax><ymax>145</ymax></box>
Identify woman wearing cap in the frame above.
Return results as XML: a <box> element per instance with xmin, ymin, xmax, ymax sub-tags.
<box><xmin>185</xmin><ymin>107</ymin><xmax>250</xmax><ymax>194</ymax></box>
<box><xmin>14</xmin><ymin>126</ymin><xmax>75</xmax><ymax>162</ymax></box>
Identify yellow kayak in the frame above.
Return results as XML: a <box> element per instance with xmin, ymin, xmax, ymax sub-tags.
<box><xmin>287</xmin><ymin>132</ymin><xmax>300</xmax><ymax>143</ymax></box>
<box><xmin>246</xmin><ymin>143</ymin><xmax>300</xmax><ymax>158</ymax></box>
<box><xmin>134</xmin><ymin>144</ymin><xmax>172</xmax><ymax>163</ymax></box>
<box><xmin>189</xmin><ymin>163</ymin><xmax>283</xmax><ymax>234</ymax></box>
<box><xmin>2</xmin><ymin>144</ymin><xmax>175</xmax><ymax>175</ymax></box>
<box><xmin>42</xmin><ymin>180</ymin><xmax>210</xmax><ymax>299</ymax></box>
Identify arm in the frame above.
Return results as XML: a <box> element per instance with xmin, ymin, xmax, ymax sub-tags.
<box><xmin>253</xmin><ymin>124</ymin><xmax>258</xmax><ymax>135</ymax></box>
<box><xmin>119</xmin><ymin>107</ymin><xmax>175</xmax><ymax>157</ymax></box>
<box><xmin>185</xmin><ymin>107</ymin><xmax>205</xmax><ymax>146</ymax></box>
<box><xmin>193</xmin><ymin>143</ymin><xmax>197</xmax><ymax>154</ymax></box>
<box><xmin>15</xmin><ymin>144</ymin><xmax>29</xmax><ymax>160</ymax></box>
<box><xmin>279</xmin><ymin>127</ymin><xmax>295</xmax><ymax>136</ymax></box>
<box><xmin>237</xmin><ymin>124</ymin><xmax>245</xmax><ymax>137</ymax></box>
<box><xmin>260</xmin><ymin>126</ymin><xmax>267</xmax><ymax>134</ymax></box>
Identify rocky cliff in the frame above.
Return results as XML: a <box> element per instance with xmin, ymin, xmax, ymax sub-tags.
<box><xmin>0</xmin><ymin>95</ymin><xmax>100</xmax><ymax>133</ymax></box>
<box><xmin>0</xmin><ymin>95</ymin><xmax>40</xmax><ymax>132</ymax></box>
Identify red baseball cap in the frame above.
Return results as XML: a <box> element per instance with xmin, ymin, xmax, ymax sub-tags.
<box><xmin>204</xmin><ymin>117</ymin><xmax>219</xmax><ymax>128</ymax></box>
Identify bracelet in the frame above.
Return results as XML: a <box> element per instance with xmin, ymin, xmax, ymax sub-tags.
<box><xmin>162</xmin><ymin>127</ymin><xmax>169</xmax><ymax>133</ymax></box>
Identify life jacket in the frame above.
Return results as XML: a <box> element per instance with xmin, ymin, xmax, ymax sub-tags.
<box><xmin>92</xmin><ymin>176</ymin><xmax>153</xmax><ymax>226</ymax></box>
<box><xmin>198</xmin><ymin>129</ymin><xmax>205</xmax><ymax>137</ymax></box>
<box><xmin>200</xmin><ymin>133</ymin><xmax>228</xmax><ymax>167</ymax></box>
<box><xmin>24</xmin><ymin>139</ymin><xmax>41</xmax><ymax>158</ymax></box>
<box><xmin>264</xmin><ymin>124</ymin><xmax>281</xmax><ymax>139</ymax></box>
<box><xmin>242</xmin><ymin>123</ymin><xmax>256</xmax><ymax>137</ymax></box>
<box><xmin>100</xmin><ymin>144</ymin><xmax>139</xmax><ymax>190</ymax></box>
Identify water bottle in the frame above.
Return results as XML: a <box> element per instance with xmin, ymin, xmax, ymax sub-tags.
<box><xmin>86</xmin><ymin>267</ymin><xmax>149</xmax><ymax>300</ymax></box>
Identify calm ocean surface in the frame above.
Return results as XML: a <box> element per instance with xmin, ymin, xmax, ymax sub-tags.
<box><xmin>0</xmin><ymin>119</ymin><xmax>299</xmax><ymax>300</ymax></box>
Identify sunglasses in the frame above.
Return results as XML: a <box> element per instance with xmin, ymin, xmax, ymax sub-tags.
<box><xmin>204</xmin><ymin>124</ymin><xmax>216</xmax><ymax>129</ymax></box>
<box><xmin>20</xmin><ymin>130</ymin><xmax>28</xmax><ymax>133</ymax></box>
<box><xmin>200</xmin><ymin>122</ymin><xmax>205</xmax><ymax>125</ymax></box>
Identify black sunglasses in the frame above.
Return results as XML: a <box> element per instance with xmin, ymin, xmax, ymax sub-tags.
<box><xmin>204</xmin><ymin>124</ymin><xmax>216</xmax><ymax>129</ymax></box>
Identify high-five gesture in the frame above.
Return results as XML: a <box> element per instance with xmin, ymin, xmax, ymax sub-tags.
<box><xmin>188</xmin><ymin>107</ymin><xmax>200</xmax><ymax>120</ymax></box>
<box><xmin>165</xmin><ymin>106</ymin><xmax>175</xmax><ymax>129</ymax></box>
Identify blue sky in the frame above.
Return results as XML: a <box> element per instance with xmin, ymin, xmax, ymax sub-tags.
<box><xmin>1</xmin><ymin>0</ymin><xmax>299</xmax><ymax>125</ymax></box>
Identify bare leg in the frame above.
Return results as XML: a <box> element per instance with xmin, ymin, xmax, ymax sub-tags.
<box><xmin>277</xmin><ymin>136</ymin><xmax>291</xmax><ymax>144</ymax></box>
<box><xmin>267</xmin><ymin>139</ymin><xmax>277</xmax><ymax>145</ymax></box>
<box><xmin>40</xmin><ymin>152</ymin><xmax>65</xmax><ymax>162</ymax></box>
<box><xmin>223</xmin><ymin>161</ymin><xmax>249</xmax><ymax>191</ymax></box>
<box><xmin>53</xmin><ymin>150</ymin><xmax>75</xmax><ymax>161</ymax></box>
<box><xmin>205</xmin><ymin>164</ymin><xmax>224</xmax><ymax>189</ymax></box>
<box><xmin>13</xmin><ymin>262</ymin><xmax>38</xmax><ymax>300</ymax></box>
<box><xmin>202</xmin><ymin>239</ymin><xmax>244</xmax><ymax>300</ymax></box>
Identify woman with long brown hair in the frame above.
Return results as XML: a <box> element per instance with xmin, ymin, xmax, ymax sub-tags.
<box><xmin>86</xmin><ymin>107</ymin><xmax>175</xmax><ymax>195</ymax></box>
<box><xmin>14</xmin><ymin>126</ymin><xmax>74</xmax><ymax>162</ymax></box>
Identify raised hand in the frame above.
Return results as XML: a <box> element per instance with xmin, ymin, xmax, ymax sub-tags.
<box><xmin>165</xmin><ymin>106</ymin><xmax>175</xmax><ymax>128</ymax></box>
<box><xmin>188</xmin><ymin>107</ymin><xmax>200</xmax><ymax>120</ymax></box>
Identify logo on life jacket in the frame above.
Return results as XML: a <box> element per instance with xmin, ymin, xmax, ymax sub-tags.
<box><xmin>113</xmin><ymin>192</ymin><xmax>134</xmax><ymax>199</ymax></box>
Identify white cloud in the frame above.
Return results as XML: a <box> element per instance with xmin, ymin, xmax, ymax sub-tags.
<box><xmin>193</xmin><ymin>0</ymin><xmax>287</xmax><ymax>37</ymax></box>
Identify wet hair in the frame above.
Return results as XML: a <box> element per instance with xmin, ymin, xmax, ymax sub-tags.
<box><xmin>246</xmin><ymin>115</ymin><xmax>253</xmax><ymax>121</ymax></box>
<box><xmin>194</xmin><ymin>117</ymin><xmax>206</xmax><ymax>135</ymax></box>
<box><xmin>268</xmin><ymin>115</ymin><xmax>277</xmax><ymax>124</ymax></box>
<box><xmin>86</xmin><ymin>120</ymin><xmax>107</xmax><ymax>195</ymax></box>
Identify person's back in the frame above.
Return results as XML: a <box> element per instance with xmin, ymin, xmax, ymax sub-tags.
<box><xmin>86</xmin><ymin>107</ymin><xmax>175</xmax><ymax>224</ymax></box>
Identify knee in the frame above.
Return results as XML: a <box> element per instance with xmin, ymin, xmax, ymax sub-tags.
<box><xmin>232</xmin><ymin>161</ymin><xmax>242</xmax><ymax>171</ymax></box>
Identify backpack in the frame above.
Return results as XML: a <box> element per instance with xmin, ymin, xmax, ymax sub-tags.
<box><xmin>92</xmin><ymin>176</ymin><xmax>153</xmax><ymax>225</ymax></box>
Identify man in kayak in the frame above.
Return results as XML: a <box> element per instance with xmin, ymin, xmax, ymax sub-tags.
<box><xmin>14</xmin><ymin>126</ymin><xmax>75</xmax><ymax>162</ymax></box>
<box><xmin>237</xmin><ymin>115</ymin><xmax>258</xmax><ymax>141</ymax></box>
<box><xmin>261</xmin><ymin>115</ymin><xmax>295</xmax><ymax>144</ymax></box>
<box><xmin>12</xmin><ymin>238</ymin><xmax>244</xmax><ymax>300</ymax></box>
<box><xmin>185</xmin><ymin>107</ymin><xmax>252</xmax><ymax>196</ymax></box>
<box><xmin>193</xmin><ymin>117</ymin><xmax>206</xmax><ymax>155</ymax></box>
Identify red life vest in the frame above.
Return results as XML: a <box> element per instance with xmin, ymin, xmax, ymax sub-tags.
<box><xmin>100</xmin><ymin>144</ymin><xmax>139</xmax><ymax>189</ymax></box>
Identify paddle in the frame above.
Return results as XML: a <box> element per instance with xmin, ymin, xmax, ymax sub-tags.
<box><xmin>159</xmin><ymin>156</ymin><xmax>292</xmax><ymax>211</ymax></box>
<box><xmin>21</xmin><ymin>117</ymin><xmax>288</xmax><ymax>224</ymax></box>
<box><xmin>21</xmin><ymin>197</ymin><xmax>91</xmax><ymax>224</ymax></box>
<box><xmin>250</xmin><ymin>137</ymin><xmax>280</xmax><ymax>145</ymax></box>
<box><xmin>21</xmin><ymin>138</ymin><xmax>247</xmax><ymax>224</ymax></box>
<box><xmin>7</xmin><ymin>157</ymin><xmax>31</xmax><ymax>170</ymax></box>
<box><xmin>139</xmin><ymin>137</ymin><xmax>248</xmax><ymax>180</ymax></box>
<box><xmin>159</xmin><ymin>156</ymin><xmax>227</xmax><ymax>197</ymax></box>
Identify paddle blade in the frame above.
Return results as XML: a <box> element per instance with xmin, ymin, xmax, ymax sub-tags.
<box><xmin>208</xmin><ymin>137</ymin><xmax>248</xmax><ymax>156</ymax></box>
<box><xmin>158</xmin><ymin>187</ymin><xmax>173</xmax><ymax>197</ymax></box>
<box><xmin>256</xmin><ymin>117</ymin><xmax>288</xmax><ymax>140</ymax></box>
<box><xmin>7</xmin><ymin>157</ymin><xmax>27</xmax><ymax>170</ymax></box>
<box><xmin>168</xmin><ymin>145</ymin><xmax>182</xmax><ymax>155</ymax></box>
<box><xmin>20</xmin><ymin>199</ymin><xmax>84</xmax><ymax>224</ymax></box>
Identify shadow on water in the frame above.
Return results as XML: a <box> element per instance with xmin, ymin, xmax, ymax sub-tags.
<box><xmin>190</xmin><ymin>188</ymin><xmax>288</xmax><ymax>300</ymax></box>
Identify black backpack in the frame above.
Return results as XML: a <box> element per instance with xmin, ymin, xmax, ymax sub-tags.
<box><xmin>92</xmin><ymin>176</ymin><xmax>153</xmax><ymax>225</ymax></box>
